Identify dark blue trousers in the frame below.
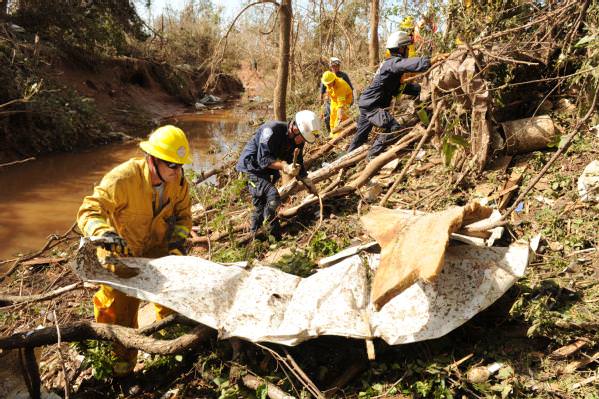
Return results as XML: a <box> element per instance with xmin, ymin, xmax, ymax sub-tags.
<box><xmin>323</xmin><ymin>100</ymin><xmax>331</xmax><ymax>133</ymax></box>
<box><xmin>347</xmin><ymin>108</ymin><xmax>402</xmax><ymax>158</ymax></box>
<box><xmin>247</xmin><ymin>174</ymin><xmax>281</xmax><ymax>238</ymax></box>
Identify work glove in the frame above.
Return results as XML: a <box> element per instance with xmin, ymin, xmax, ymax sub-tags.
<box><xmin>99</xmin><ymin>231</ymin><xmax>130</xmax><ymax>256</ymax></box>
<box><xmin>281</xmin><ymin>161</ymin><xmax>300</xmax><ymax>178</ymax></box>
<box><xmin>303</xmin><ymin>178</ymin><xmax>319</xmax><ymax>196</ymax></box>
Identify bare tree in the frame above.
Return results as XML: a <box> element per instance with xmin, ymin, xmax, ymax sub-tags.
<box><xmin>369</xmin><ymin>0</ymin><xmax>379</xmax><ymax>67</ymax></box>
<box><xmin>274</xmin><ymin>0</ymin><xmax>292</xmax><ymax>120</ymax></box>
<box><xmin>0</xmin><ymin>0</ymin><xmax>7</xmax><ymax>19</ymax></box>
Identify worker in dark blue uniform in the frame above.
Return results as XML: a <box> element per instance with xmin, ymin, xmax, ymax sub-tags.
<box><xmin>320</xmin><ymin>57</ymin><xmax>354</xmax><ymax>134</ymax></box>
<box><xmin>236</xmin><ymin>110</ymin><xmax>320</xmax><ymax>239</ymax></box>
<box><xmin>347</xmin><ymin>31</ymin><xmax>430</xmax><ymax>158</ymax></box>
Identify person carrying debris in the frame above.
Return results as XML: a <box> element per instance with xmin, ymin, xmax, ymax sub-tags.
<box><xmin>347</xmin><ymin>31</ymin><xmax>430</xmax><ymax>159</ymax></box>
<box><xmin>321</xmin><ymin>70</ymin><xmax>353</xmax><ymax>137</ymax></box>
<box><xmin>320</xmin><ymin>57</ymin><xmax>354</xmax><ymax>133</ymax></box>
<box><xmin>77</xmin><ymin>125</ymin><xmax>192</xmax><ymax>376</ymax></box>
<box><xmin>236</xmin><ymin>110</ymin><xmax>320</xmax><ymax>240</ymax></box>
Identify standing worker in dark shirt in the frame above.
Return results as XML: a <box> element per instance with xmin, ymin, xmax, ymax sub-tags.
<box><xmin>320</xmin><ymin>57</ymin><xmax>354</xmax><ymax>134</ymax></box>
<box><xmin>236</xmin><ymin>110</ymin><xmax>320</xmax><ymax>239</ymax></box>
<box><xmin>347</xmin><ymin>31</ymin><xmax>430</xmax><ymax>158</ymax></box>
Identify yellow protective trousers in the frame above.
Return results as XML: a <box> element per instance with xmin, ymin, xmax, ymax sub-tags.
<box><xmin>78</xmin><ymin>157</ymin><xmax>191</xmax><ymax>376</ymax></box>
<box><xmin>93</xmin><ymin>285</ymin><xmax>173</xmax><ymax>375</ymax></box>
<box><xmin>326</xmin><ymin>78</ymin><xmax>353</xmax><ymax>137</ymax></box>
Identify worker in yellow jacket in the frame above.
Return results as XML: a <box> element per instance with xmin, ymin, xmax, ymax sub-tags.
<box><xmin>77</xmin><ymin>125</ymin><xmax>192</xmax><ymax>376</ymax></box>
<box><xmin>321</xmin><ymin>71</ymin><xmax>353</xmax><ymax>137</ymax></box>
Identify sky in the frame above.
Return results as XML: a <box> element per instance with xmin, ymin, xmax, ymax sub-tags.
<box><xmin>137</xmin><ymin>0</ymin><xmax>240</xmax><ymax>22</ymax></box>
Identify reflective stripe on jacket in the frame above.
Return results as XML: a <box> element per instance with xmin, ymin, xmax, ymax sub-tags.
<box><xmin>77</xmin><ymin>157</ymin><xmax>192</xmax><ymax>257</ymax></box>
<box><xmin>358</xmin><ymin>55</ymin><xmax>430</xmax><ymax>110</ymax></box>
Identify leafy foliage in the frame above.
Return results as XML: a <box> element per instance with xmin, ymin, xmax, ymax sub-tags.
<box><xmin>72</xmin><ymin>340</ymin><xmax>117</xmax><ymax>381</ymax></box>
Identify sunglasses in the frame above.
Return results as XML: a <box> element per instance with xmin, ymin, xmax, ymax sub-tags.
<box><xmin>155</xmin><ymin>157</ymin><xmax>183</xmax><ymax>170</ymax></box>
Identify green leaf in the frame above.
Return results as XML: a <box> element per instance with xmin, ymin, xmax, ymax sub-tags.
<box><xmin>213</xmin><ymin>376</ymin><xmax>227</xmax><ymax>387</ymax></box>
<box><xmin>175</xmin><ymin>355</ymin><xmax>183</xmax><ymax>362</ymax></box>
<box><xmin>497</xmin><ymin>365</ymin><xmax>514</xmax><ymax>380</ymax></box>
<box><xmin>417</xmin><ymin>108</ymin><xmax>429</xmax><ymax>125</ymax></box>
<box><xmin>442</xmin><ymin>140</ymin><xmax>457</xmax><ymax>166</ymax></box>
<box><xmin>447</xmin><ymin>134</ymin><xmax>469</xmax><ymax>148</ymax></box>
<box><xmin>575</xmin><ymin>35</ymin><xmax>597</xmax><ymax>48</ymax></box>
<box><xmin>501</xmin><ymin>383</ymin><xmax>513</xmax><ymax>398</ymax></box>
<box><xmin>256</xmin><ymin>383</ymin><xmax>268</xmax><ymax>399</ymax></box>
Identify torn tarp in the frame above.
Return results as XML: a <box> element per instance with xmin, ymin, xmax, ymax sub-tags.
<box><xmin>73</xmin><ymin>236</ymin><xmax>529</xmax><ymax>346</ymax></box>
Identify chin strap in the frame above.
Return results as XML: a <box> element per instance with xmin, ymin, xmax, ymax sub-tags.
<box><xmin>151</xmin><ymin>156</ymin><xmax>166</xmax><ymax>184</ymax></box>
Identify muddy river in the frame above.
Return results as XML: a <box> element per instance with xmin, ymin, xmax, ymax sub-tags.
<box><xmin>0</xmin><ymin>110</ymin><xmax>248</xmax><ymax>260</ymax></box>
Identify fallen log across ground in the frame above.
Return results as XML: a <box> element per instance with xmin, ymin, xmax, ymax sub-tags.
<box><xmin>279</xmin><ymin>144</ymin><xmax>369</xmax><ymax>200</ymax></box>
<box><xmin>279</xmin><ymin>131</ymin><xmax>423</xmax><ymax>218</ymax></box>
<box><xmin>0</xmin><ymin>318</ymin><xmax>212</xmax><ymax>355</ymax></box>
<box><xmin>190</xmin><ymin>129</ymin><xmax>422</xmax><ymax>244</ymax></box>
<box><xmin>304</xmin><ymin>118</ymin><xmax>356</xmax><ymax>169</ymax></box>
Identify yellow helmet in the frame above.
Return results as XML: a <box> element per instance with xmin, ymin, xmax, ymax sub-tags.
<box><xmin>400</xmin><ymin>16</ymin><xmax>415</xmax><ymax>30</ymax></box>
<box><xmin>321</xmin><ymin>71</ymin><xmax>336</xmax><ymax>85</ymax></box>
<box><xmin>140</xmin><ymin>125</ymin><xmax>192</xmax><ymax>164</ymax></box>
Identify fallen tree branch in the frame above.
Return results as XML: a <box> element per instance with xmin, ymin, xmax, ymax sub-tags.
<box><xmin>279</xmin><ymin>144</ymin><xmax>369</xmax><ymax>200</ymax></box>
<box><xmin>0</xmin><ymin>321</ymin><xmax>212</xmax><ymax>355</ymax></box>
<box><xmin>241</xmin><ymin>374</ymin><xmax>294</xmax><ymax>399</ymax></box>
<box><xmin>304</xmin><ymin>119</ymin><xmax>356</xmax><ymax>169</ymax></box>
<box><xmin>379</xmin><ymin>109</ymin><xmax>442</xmax><ymax>206</ymax></box>
<box><xmin>0</xmin><ymin>282</ymin><xmax>85</xmax><ymax>306</ymax></box>
<box><xmin>0</xmin><ymin>221</ymin><xmax>78</xmax><ymax>282</ymax></box>
<box><xmin>279</xmin><ymin>132</ymin><xmax>421</xmax><ymax>218</ymax></box>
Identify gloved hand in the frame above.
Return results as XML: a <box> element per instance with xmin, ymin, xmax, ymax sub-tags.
<box><xmin>281</xmin><ymin>161</ymin><xmax>300</xmax><ymax>177</ymax></box>
<box><xmin>100</xmin><ymin>231</ymin><xmax>130</xmax><ymax>256</ymax></box>
<box><xmin>303</xmin><ymin>178</ymin><xmax>318</xmax><ymax>196</ymax></box>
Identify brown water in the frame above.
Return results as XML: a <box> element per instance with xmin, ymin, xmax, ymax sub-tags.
<box><xmin>0</xmin><ymin>109</ymin><xmax>247</xmax><ymax>260</ymax></box>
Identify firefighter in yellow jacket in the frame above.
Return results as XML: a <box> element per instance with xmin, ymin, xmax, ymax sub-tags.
<box><xmin>77</xmin><ymin>125</ymin><xmax>192</xmax><ymax>376</ymax></box>
<box><xmin>321</xmin><ymin>71</ymin><xmax>353</xmax><ymax>137</ymax></box>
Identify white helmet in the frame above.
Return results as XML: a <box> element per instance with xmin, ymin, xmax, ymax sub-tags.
<box><xmin>294</xmin><ymin>110</ymin><xmax>321</xmax><ymax>143</ymax></box>
<box><xmin>386</xmin><ymin>31</ymin><xmax>412</xmax><ymax>49</ymax></box>
<box><xmin>329</xmin><ymin>56</ymin><xmax>341</xmax><ymax>66</ymax></box>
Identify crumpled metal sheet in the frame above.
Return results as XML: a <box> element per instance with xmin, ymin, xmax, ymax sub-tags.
<box><xmin>73</xmin><ymin>239</ymin><xmax>528</xmax><ymax>346</ymax></box>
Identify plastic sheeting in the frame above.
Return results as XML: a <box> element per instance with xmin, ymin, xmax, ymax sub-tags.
<box><xmin>73</xmin><ymin>238</ymin><xmax>529</xmax><ymax>346</ymax></box>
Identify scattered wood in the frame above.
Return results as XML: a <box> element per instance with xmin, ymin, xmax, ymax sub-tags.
<box><xmin>20</xmin><ymin>257</ymin><xmax>67</xmax><ymax>267</ymax></box>
<box><xmin>379</xmin><ymin>109</ymin><xmax>441</xmax><ymax>206</ymax></box>
<box><xmin>550</xmin><ymin>338</ymin><xmax>590</xmax><ymax>359</ymax></box>
<box><xmin>0</xmin><ymin>282</ymin><xmax>85</xmax><ymax>306</ymax></box>
<box><xmin>241</xmin><ymin>374</ymin><xmax>294</xmax><ymax>399</ymax></box>
<box><xmin>501</xmin><ymin>86</ymin><xmax>598</xmax><ymax>221</ymax></box>
<box><xmin>559</xmin><ymin>351</ymin><xmax>599</xmax><ymax>375</ymax></box>
<box><xmin>498</xmin><ymin>163</ymin><xmax>528</xmax><ymax>210</ymax></box>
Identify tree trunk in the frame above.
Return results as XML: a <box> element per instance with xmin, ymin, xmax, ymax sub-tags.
<box><xmin>368</xmin><ymin>0</ymin><xmax>380</xmax><ymax>67</ymax></box>
<box><xmin>274</xmin><ymin>0</ymin><xmax>292</xmax><ymax>121</ymax></box>
<box><xmin>0</xmin><ymin>0</ymin><xmax>7</xmax><ymax>19</ymax></box>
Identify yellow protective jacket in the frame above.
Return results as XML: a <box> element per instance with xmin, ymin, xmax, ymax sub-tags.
<box><xmin>326</xmin><ymin>78</ymin><xmax>353</xmax><ymax>132</ymax></box>
<box><xmin>77</xmin><ymin>157</ymin><xmax>192</xmax><ymax>257</ymax></box>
